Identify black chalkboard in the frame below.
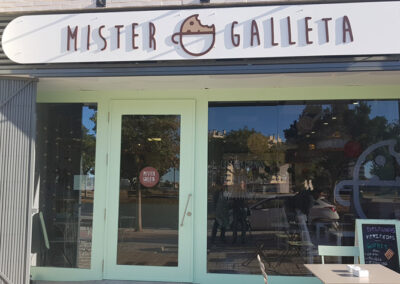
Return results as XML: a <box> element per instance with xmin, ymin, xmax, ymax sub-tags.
<box><xmin>361</xmin><ymin>223</ymin><xmax>400</xmax><ymax>272</ymax></box>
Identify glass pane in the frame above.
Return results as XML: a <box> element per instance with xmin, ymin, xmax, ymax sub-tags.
<box><xmin>207</xmin><ymin>100</ymin><xmax>400</xmax><ymax>275</ymax></box>
<box><xmin>33</xmin><ymin>103</ymin><xmax>97</xmax><ymax>269</ymax></box>
<box><xmin>117</xmin><ymin>115</ymin><xmax>181</xmax><ymax>266</ymax></box>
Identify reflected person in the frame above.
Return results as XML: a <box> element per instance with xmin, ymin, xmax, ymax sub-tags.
<box><xmin>231</xmin><ymin>180</ymin><xmax>248</xmax><ymax>244</ymax></box>
<box><xmin>211</xmin><ymin>182</ymin><xmax>229</xmax><ymax>243</ymax></box>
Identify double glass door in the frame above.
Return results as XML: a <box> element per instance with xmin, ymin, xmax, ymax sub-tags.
<box><xmin>105</xmin><ymin>100</ymin><xmax>195</xmax><ymax>281</ymax></box>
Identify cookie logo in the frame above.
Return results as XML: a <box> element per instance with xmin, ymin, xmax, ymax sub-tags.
<box><xmin>172</xmin><ymin>14</ymin><xmax>215</xmax><ymax>56</ymax></box>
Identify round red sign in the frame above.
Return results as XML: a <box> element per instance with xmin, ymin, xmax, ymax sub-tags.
<box><xmin>139</xmin><ymin>167</ymin><xmax>160</xmax><ymax>188</ymax></box>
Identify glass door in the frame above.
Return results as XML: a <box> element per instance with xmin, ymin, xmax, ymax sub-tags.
<box><xmin>105</xmin><ymin>100</ymin><xmax>194</xmax><ymax>281</ymax></box>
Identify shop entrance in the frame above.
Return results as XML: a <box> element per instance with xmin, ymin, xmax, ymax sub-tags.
<box><xmin>104</xmin><ymin>100</ymin><xmax>195</xmax><ymax>281</ymax></box>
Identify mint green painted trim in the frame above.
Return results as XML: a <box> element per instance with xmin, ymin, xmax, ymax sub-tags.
<box><xmin>31</xmin><ymin>94</ymin><xmax>109</xmax><ymax>281</ymax></box>
<box><xmin>355</xmin><ymin>219</ymin><xmax>400</xmax><ymax>266</ymax></box>
<box><xmin>193</xmin><ymin>97</ymin><xmax>208</xmax><ymax>284</ymax></box>
<box><xmin>34</xmin><ymin>82</ymin><xmax>400</xmax><ymax>283</ymax></box>
<box><xmin>30</xmin><ymin>267</ymin><xmax>99</xmax><ymax>281</ymax></box>
<box><xmin>104</xmin><ymin>100</ymin><xmax>195</xmax><ymax>282</ymax></box>
<box><xmin>192</xmin><ymin>96</ymin><xmax>324</xmax><ymax>284</ymax></box>
<box><xmin>89</xmin><ymin>96</ymin><xmax>110</xmax><ymax>279</ymax></box>
<box><xmin>202</xmin><ymin>86</ymin><xmax>400</xmax><ymax>101</ymax></box>
<box><xmin>192</xmin><ymin>86</ymin><xmax>400</xmax><ymax>284</ymax></box>
<box><xmin>193</xmin><ymin>274</ymin><xmax>323</xmax><ymax>284</ymax></box>
<box><xmin>38</xmin><ymin>85</ymin><xmax>400</xmax><ymax>102</ymax></box>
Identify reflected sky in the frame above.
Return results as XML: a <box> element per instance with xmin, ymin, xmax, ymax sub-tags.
<box><xmin>367</xmin><ymin>101</ymin><xmax>399</xmax><ymax>123</ymax></box>
<box><xmin>209</xmin><ymin>105</ymin><xmax>304</xmax><ymax>139</ymax></box>
<box><xmin>209</xmin><ymin>101</ymin><xmax>399</xmax><ymax>140</ymax></box>
<box><xmin>82</xmin><ymin>106</ymin><xmax>97</xmax><ymax>135</ymax></box>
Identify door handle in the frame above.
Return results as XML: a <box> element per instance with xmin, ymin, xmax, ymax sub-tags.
<box><xmin>180</xmin><ymin>193</ymin><xmax>192</xmax><ymax>227</ymax></box>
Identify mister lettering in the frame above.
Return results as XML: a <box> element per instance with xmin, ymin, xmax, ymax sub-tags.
<box><xmin>149</xmin><ymin>22</ymin><xmax>156</xmax><ymax>50</ymax></box>
<box><xmin>67</xmin><ymin>25</ymin><xmax>78</xmax><ymax>51</ymax></box>
<box><xmin>87</xmin><ymin>25</ymin><xmax>91</xmax><ymax>50</ymax></box>
<box><xmin>115</xmin><ymin>25</ymin><xmax>124</xmax><ymax>49</ymax></box>
<box><xmin>132</xmin><ymin>23</ymin><xmax>139</xmax><ymax>49</ymax></box>
<box><xmin>98</xmin><ymin>25</ymin><xmax>107</xmax><ymax>51</ymax></box>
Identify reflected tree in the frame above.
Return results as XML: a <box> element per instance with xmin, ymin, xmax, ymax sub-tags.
<box><xmin>208</xmin><ymin>127</ymin><xmax>285</xmax><ymax>189</ymax></box>
<box><xmin>120</xmin><ymin>115</ymin><xmax>180</xmax><ymax>231</ymax></box>
<box><xmin>284</xmin><ymin>102</ymin><xmax>400</xmax><ymax>198</ymax></box>
<box><xmin>81</xmin><ymin>113</ymin><xmax>96</xmax><ymax>176</ymax></box>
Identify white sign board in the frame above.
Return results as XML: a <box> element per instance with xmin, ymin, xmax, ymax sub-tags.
<box><xmin>2</xmin><ymin>2</ymin><xmax>400</xmax><ymax>63</ymax></box>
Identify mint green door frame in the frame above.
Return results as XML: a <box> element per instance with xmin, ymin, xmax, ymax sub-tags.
<box><xmin>31</xmin><ymin>93</ymin><xmax>108</xmax><ymax>281</ymax></box>
<box><xmin>104</xmin><ymin>100</ymin><xmax>195</xmax><ymax>281</ymax></box>
<box><xmin>192</xmin><ymin>86</ymin><xmax>400</xmax><ymax>284</ymax></box>
<box><xmin>32</xmin><ymin>82</ymin><xmax>400</xmax><ymax>284</ymax></box>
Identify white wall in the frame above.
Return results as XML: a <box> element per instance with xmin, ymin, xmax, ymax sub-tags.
<box><xmin>0</xmin><ymin>0</ymin><xmax>283</xmax><ymax>13</ymax></box>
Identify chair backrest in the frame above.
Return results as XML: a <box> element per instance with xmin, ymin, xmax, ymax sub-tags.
<box><xmin>257</xmin><ymin>254</ymin><xmax>268</xmax><ymax>284</ymax></box>
<box><xmin>318</xmin><ymin>245</ymin><xmax>360</xmax><ymax>264</ymax></box>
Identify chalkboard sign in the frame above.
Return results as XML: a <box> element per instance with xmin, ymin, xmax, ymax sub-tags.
<box><xmin>356</xmin><ymin>219</ymin><xmax>400</xmax><ymax>272</ymax></box>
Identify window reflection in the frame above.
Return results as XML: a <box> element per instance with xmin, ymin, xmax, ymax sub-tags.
<box><xmin>33</xmin><ymin>103</ymin><xmax>97</xmax><ymax>269</ymax></box>
<box><xmin>207</xmin><ymin>100</ymin><xmax>400</xmax><ymax>275</ymax></box>
<box><xmin>117</xmin><ymin>115</ymin><xmax>181</xmax><ymax>267</ymax></box>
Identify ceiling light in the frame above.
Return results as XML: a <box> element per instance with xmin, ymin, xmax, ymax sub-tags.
<box><xmin>332</xmin><ymin>116</ymin><xmax>337</xmax><ymax>120</ymax></box>
<box><xmin>147</xmin><ymin>138</ymin><xmax>162</xmax><ymax>142</ymax></box>
<box><xmin>353</xmin><ymin>101</ymin><xmax>359</xmax><ymax>105</ymax></box>
<box><xmin>323</xmin><ymin>122</ymin><xmax>328</xmax><ymax>125</ymax></box>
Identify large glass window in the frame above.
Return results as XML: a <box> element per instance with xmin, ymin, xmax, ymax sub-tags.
<box><xmin>207</xmin><ymin>100</ymin><xmax>400</xmax><ymax>275</ymax></box>
<box><xmin>32</xmin><ymin>103</ymin><xmax>97</xmax><ymax>269</ymax></box>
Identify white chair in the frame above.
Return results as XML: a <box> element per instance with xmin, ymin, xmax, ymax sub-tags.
<box><xmin>318</xmin><ymin>245</ymin><xmax>360</xmax><ymax>264</ymax></box>
<box><xmin>257</xmin><ymin>254</ymin><xmax>268</xmax><ymax>284</ymax></box>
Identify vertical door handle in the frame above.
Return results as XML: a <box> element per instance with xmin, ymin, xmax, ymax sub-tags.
<box><xmin>180</xmin><ymin>193</ymin><xmax>192</xmax><ymax>227</ymax></box>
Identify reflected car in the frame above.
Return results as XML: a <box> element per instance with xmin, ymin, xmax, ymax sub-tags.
<box><xmin>248</xmin><ymin>195</ymin><xmax>339</xmax><ymax>230</ymax></box>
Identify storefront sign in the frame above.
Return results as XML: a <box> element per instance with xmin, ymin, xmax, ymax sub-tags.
<box><xmin>3</xmin><ymin>2</ymin><xmax>400</xmax><ymax>63</ymax></box>
<box><xmin>139</xmin><ymin>167</ymin><xmax>159</xmax><ymax>188</ymax></box>
<box><xmin>356</xmin><ymin>219</ymin><xmax>400</xmax><ymax>272</ymax></box>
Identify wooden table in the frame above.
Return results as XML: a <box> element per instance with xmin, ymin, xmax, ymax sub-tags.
<box><xmin>304</xmin><ymin>264</ymin><xmax>400</xmax><ymax>284</ymax></box>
